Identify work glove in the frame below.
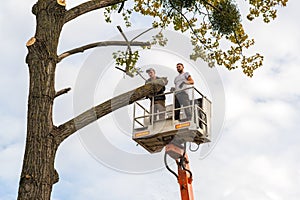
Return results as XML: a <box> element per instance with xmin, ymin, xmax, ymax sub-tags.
<box><xmin>179</xmin><ymin>82</ymin><xmax>185</xmax><ymax>89</ymax></box>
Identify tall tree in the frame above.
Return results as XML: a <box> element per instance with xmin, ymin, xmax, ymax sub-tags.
<box><xmin>19</xmin><ymin>0</ymin><xmax>288</xmax><ymax>199</ymax></box>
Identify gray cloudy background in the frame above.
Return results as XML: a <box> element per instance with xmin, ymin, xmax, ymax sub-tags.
<box><xmin>1</xmin><ymin>0</ymin><xmax>300</xmax><ymax>200</ymax></box>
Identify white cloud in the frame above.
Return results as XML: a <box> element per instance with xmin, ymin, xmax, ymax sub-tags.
<box><xmin>1</xmin><ymin>1</ymin><xmax>300</xmax><ymax>200</ymax></box>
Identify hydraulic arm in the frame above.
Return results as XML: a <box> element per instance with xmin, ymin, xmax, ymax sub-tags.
<box><xmin>165</xmin><ymin>143</ymin><xmax>194</xmax><ymax>200</ymax></box>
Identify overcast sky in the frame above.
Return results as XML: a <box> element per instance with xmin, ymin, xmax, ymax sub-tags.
<box><xmin>1</xmin><ymin>1</ymin><xmax>300</xmax><ymax>200</ymax></box>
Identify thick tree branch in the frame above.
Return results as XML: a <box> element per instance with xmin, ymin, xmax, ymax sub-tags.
<box><xmin>64</xmin><ymin>0</ymin><xmax>126</xmax><ymax>23</ymax></box>
<box><xmin>54</xmin><ymin>79</ymin><xmax>167</xmax><ymax>142</ymax></box>
<box><xmin>57</xmin><ymin>40</ymin><xmax>150</xmax><ymax>62</ymax></box>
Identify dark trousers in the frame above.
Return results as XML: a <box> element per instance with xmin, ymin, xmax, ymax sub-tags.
<box><xmin>175</xmin><ymin>92</ymin><xmax>191</xmax><ymax>120</ymax></box>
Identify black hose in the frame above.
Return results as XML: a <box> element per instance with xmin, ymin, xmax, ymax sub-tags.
<box><xmin>164</xmin><ymin>152</ymin><xmax>178</xmax><ymax>179</ymax></box>
<box><xmin>181</xmin><ymin>159</ymin><xmax>193</xmax><ymax>179</ymax></box>
<box><xmin>181</xmin><ymin>142</ymin><xmax>193</xmax><ymax>179</ymax></box>
<box><xmin>189</xmin><ymin>142</ymin><xmax>200</xmax><ymax>152</ymax></box>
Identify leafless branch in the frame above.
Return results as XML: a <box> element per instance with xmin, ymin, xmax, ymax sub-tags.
<box><xmin>130</xmin><ymin>27</ymin><xmax>154</xmax><ymax>42</ymax></box>
<box><xmin>57</xmin><ymin>40</ymin><xmax>150</xmax><ymax>63</ymax></box>
<box><xmin>64</xmin><ymin>0</ymin><xmax>126</xmax><ymax>24</ymax></box>
<box><xmin>118</xmin><ymin>1</ymin><xmax>125</xmax><ymax>13</ymax></box>
<box><xmin>54</xmin><ymin>79</ymin><xmax>167</xmax><ymax>142</ymax></box>
<box><xmin>115</xmin><ymin>66</ymin><xmax>127</xmax><ymax>73</ymax></box>
<box><xmin>55</xmin><ymin>88</ymin><xmax>71</xmax><ymax>98</ymax></box>
<box><xmin>117</xmin><ymin>26</ymin><xmax>132</xmax><ymax>72</ymax></box>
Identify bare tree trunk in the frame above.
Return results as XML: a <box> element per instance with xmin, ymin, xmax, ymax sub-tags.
<box><xmin>18</xmin><ymin>1</ymin><xmax>165</xmax><ymax>199</ymax></box>
<box><xmin>18</xmin><ymin>1</ymin><xmax>65</xmax><ymax>199</ymax></box>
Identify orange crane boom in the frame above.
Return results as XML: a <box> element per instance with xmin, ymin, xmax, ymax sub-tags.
<box><xmin>165</xmin><ymin>143</ymin><xmax>195</xmax><ymax>200</ymax></box>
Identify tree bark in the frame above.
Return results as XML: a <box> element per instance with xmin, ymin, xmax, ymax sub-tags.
<box><xmin>64</xmin><ymin>0</ymin><xmax>125</xmax><ymax>23</ymax></box>
<box><xmin>18</xmin><ymin>1</ymin><xmax>66</xmax><ymax>199</ymax></box>
<box><xmin>18</xmin><ymin>1</ymin><xmax>166</xmax><ymax>199</ymax></box>
<box><xmin>57</xmin><ymin>40</ymin><xmax>150</xmax><ymax>62</ymax></box>
<box><xmin>54</xmin><ymin>79</ymin><xmax>167</xmax><ymax>143</ymax></box>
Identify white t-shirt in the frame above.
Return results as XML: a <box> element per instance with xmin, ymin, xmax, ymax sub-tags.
<box><xmin>174</xmin><ymin>72</ymin><xmax>190</xmax><ymax>91</ymax></box>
